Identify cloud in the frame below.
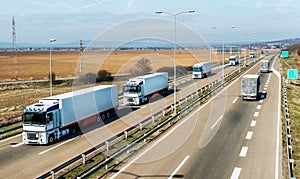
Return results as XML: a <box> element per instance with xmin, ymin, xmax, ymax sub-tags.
<box><xmin>68</xmin><ymin>0</ymin><xmax>109</xmax><ymax>14</ymax></box>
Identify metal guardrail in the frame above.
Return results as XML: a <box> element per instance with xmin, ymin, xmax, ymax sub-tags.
<box><xmin>37</xmin><ymin>56</ymin><xmax>261</xmax><ymax>179</ymax></box>
<box><xmin>0</xmin><ymin>125</ymin><xmax>23</xmax><ymax>139</ymax></box>
<box><xmin>283</xmin><ymin>84</ymin><xmax>296</xmax><ymax>179</ymax></box>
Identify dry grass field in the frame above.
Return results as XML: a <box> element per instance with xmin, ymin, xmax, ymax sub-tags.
<box><xmin>0</xmin><ymin>49</ymin><xmax>245</xmax><ymax>81</ymax></box>
<box><xmin>0</xmin><ymin>49</ymin><xmax>245</xmax><ymax>125</ymax></box>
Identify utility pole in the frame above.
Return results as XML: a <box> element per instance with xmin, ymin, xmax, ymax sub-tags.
<box><xmin>79</xmin><ymin>40</ymin><xmax>83</xmax><ymax>73</ymax></box>
<box><xmin>12</xmin><ymin>16</ymin><xmax>17</xmax><ymax>80</ymax></box>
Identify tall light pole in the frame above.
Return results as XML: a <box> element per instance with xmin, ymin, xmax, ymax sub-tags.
<box><xmin>156</xmin><ymin>10</ymin><xmax>195</xmax><ymax>115</ymax></box>
<box><xmin>49</xmin><ymin>38</ymin><xmax>56</xmax><ymax>96</ymax></box>
<box><xmin>212</xmin><ymin>26</ymin><xmax>235</xmax><ymax>84</ymax></box>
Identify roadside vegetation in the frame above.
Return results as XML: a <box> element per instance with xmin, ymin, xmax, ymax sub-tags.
<box><xmin>280</xmin><ymin>44</ymin><xmax>300</xmax><ymax>177</ymax></box>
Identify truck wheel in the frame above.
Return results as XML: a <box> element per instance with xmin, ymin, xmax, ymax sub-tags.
<box><xmin>96</xmin><ymin>115</ymin><xmax>101</xmax><ymax>123</ymax></box>
<box><xmin>107</xmin><ymin>112</ymin><xmax>110</xmax><ymax>118</ymax></box>
<box><xmin>102</xmin><ymin>114</ymin><xmax>105</xmax><ymax>120</ymax></box>
<box><xmin>48</xmin><ymin>135</ymin><xmax>55</xmax><ymax>144</ymax></box>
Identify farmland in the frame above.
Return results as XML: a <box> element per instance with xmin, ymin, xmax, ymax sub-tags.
<box><xmin>0</xmin><ymin>49</ymin><xmax>244</xmax><ymax>125</ymax></box>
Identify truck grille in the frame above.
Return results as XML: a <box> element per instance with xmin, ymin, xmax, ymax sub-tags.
<box><xmin>27</xmin><ymin>132</ymin><xmax>38</xmax><ymax>140</ymax></box>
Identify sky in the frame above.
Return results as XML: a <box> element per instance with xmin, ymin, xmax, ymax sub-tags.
<box><xmin>0</xmin><ymin>0</ymin><xmax>299</xmax><ymax>45</ymax></box>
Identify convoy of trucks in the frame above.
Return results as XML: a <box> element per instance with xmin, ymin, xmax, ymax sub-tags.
<box><xmin>123</xmin><ymin>72</ymin><xmax>169</xmax><ymax>105</ymax></box>
<box><xmin>22</xmin><ymin>85</ymin><xmax>119</xmax><ymax>144</ymax></box>
<box><xmin>192</xmin><ymin>62</ymin><xmax>212</xmax><ymax>79</ymax></box>
<box><xmin>260</xmin><ymin>60</ymin><xmax>270</xmax><ymax>73</ymax></box>
<box><xmin>241</xmin><ymin>74</ymin><xmax>260</xmax><ymax>100</ymax></box>
<box><xmin>22</xmin><ymin>53</ymin><xmax>267</xmax><ymax>145</ymax></box>
<box><xmin>229</xmin><ymin>56</ymin><xmax>239</xmax><ymax>66</ymax></box>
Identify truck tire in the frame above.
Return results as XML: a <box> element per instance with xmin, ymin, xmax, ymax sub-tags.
<box><xmin>107</xmin><ymin>112</ymin><xmax>110</xmax><ymax>118</ymax></box>
<box><xmin>48</xmin><ymin>135</ymin><xmax>55</xmax><ymax>144</ymax></box>
<box><xmin>96</xmin><ymin>115</ymin><xmax>101</xmax><ymax>123</ymax></box>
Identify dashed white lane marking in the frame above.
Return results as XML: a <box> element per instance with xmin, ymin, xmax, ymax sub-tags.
<box><xmin>246</xmin><ymin>131</ymin><xmax>253</xmax><ymax>140</ymax></box>
<box><xmin>265</xmin><ymin>84</ymin><xmax>268</xmax><ymax>87</ymax></box>
<box><xmin>251</xmin><ymin>120</ymin><xmax>257</xmax><ymax>127</ymax></box>
<box><xmin>259</xmin><ymin>100</ymin><xmax>263</xmax><ymax>104</ymax></box>
<box><xmin>233</xmin><ymin>97</ymin><xmax>238</xmax><ymax>104</ymax></box>
<box><xmin>257</xmin><ymin>105</ymin><xmax>262</xmax><ymax>110</ymax></box>
<box><xmin>230</xmin><ymin>167</ymin><xmax>242</xmax><ymax>179</ymax></box>
<box><xmin>211</xmin><ymin>115</ymin><xmax>223</xmax><ymax>129</ymax></box>
<box><xmin>168</xmin><ymin>156</ymin><xmax>190</xmax><ymax>179</ymax></box>
<box><xmin>264</xmin><ymin>87</ymin><xmax>267</xmax><ymax>91</ymax></box>
<box><xmin>239</xmin><ymin>147</ymin><xmax>249</xmax><ymax>157</ymax></box>
<box><xmin>254</xmin><ymin>112</ymin><xmax>259</xmax><ymax>117</ymax></box>
<box><xmin>39</xmin><ymin>136</ymin><xmax>79</xmax><ymax>155</ymax></box>
<box><xmin>11</xmin><ymin>141</ymin><xmax>24</xmax><ymax>148</ymax></box>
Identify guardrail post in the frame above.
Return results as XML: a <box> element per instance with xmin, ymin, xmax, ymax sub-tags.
<box><xmin>185</xmin><ymin>97</ymin><xmax>188</xmax><ymax>103</ymax></box>
<box><xmin>105</xmin><ymin>158</ymin><xmax>108</xmax><ymax>170</ymax></box>
<box><xmin>152</xmin><ymin>116</ymin><xmax>155</xmax><ymax>123</ymax></box>
<box><xmin>124</xmin><ymin>131</ymin><xmax>128</xmax><ymax>139</ymax></box>
<box><xmin>82</xmin><ymin>154</ymin><xmax>86</xmax><ymax>165</ymax></box>
<box><xmin>139</xmin><ymin>123</ymin><xmax>143</xmax><ymax>130</ymax></box>
<box><xmin>162</xmin><ymin>110</ymin><xmax>165</xmax><ymax>116</ymax></box>
<box><xmin>50</xmin><ymin>171</ymin><xmax>55</xmax><ymax>179</ymax></box>
<box><xmin>0</xmin><ymin>130</ymin><xmax>2</xmax><ymax>139</ymax></box>
<box><xmin>106</xmin><ymin>141</ymin><xmax>109</xmax><ymax>151</ymax></box>
<box><xmin>290</xmin><ymin>159</ymin><xmax>295</xmax><ymax>170</ymax></box>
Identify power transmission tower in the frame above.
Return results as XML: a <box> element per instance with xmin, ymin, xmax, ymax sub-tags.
<box><xmin>79</xmin><ymin>40</ymin><xmax>83</xmax><ymax>73</ymax></box>
<box><xmin>12</xmin><ymin>16</ymin><xmax>17</xmax><ymax>80</ymax></box>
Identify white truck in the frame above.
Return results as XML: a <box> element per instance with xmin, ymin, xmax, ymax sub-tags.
<box><xmin>22</xmin><ymin>85</ymin><xmax>118</xmax><ymax>145</ymax></box>
<box><xmin>260</xmin><ymin>60</ymin><xmax>270</xmax><ymax>73</ymax></box>
<box><xmin>241</xmin><ymin>74</ymin><xmax>260</xmax><ymax>100</ymax></box>
<box><xmin>123</xmin><ymin>72</ymin><xmax>168</xmax><ymax>105</ymax></box>
<box><xmin>192</xmin><ymin>62</ymin><xmax>212</xmax><ymax>79</ymax></box>
<box><xmin>249</xmin><ymin>52</ymin><xmax>255</xmax><ymax>58</ymax></box>
<box><xmin>229</xmin><ymin>56</ymin><xmax>239</xmax><ymax>66</ymax></box>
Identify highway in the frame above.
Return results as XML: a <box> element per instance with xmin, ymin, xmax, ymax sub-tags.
<box><xmin>105</xmin><ymin>55</ymin><xmax>282</xmax><ymax>178</ymax></box>
<box><xmin>0</xmin><ymin>58</ymin><xmax>257</xmax><ymax>178</ymax></box>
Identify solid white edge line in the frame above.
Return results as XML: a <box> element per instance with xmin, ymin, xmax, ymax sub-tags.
<box><xmin>1</xmin><ymin>133</ymin><xmax>22</xmax><ymax>143</ymax></box>
<box><xmin>11</xmin><ymin>141</ymin><xmax>24</xmax><ymax>148</ymax></box>
<box><xmin>272</xmin><ymin>66</ymin><xmax>281</xmax><ymax>179</ymax></box>
<box><xmin>239</xmin><ymin>147</ymin><xmax>248</xmax><ymax>157</ymax></box>
<box><xmin>38</xmin><ymin>136</ymin><xmax>79</xmax><ymax>155</ymax></box>
<box><xmin>250</xmin><ymin>120</ymin><xmax>257</xmax><ymax>127</ymax></box>
<box><xmin>245</xmin><ymin>131</ymin><xmax>253</xmax><ymax>140</ymax></box>
<box><xmin>168</xmin><ymin>156</ymin><xmax>190</xmax><ymax>179</ymax></box>
<box><xmin>109</xmin><ymin>60</ymin><xmax>260</xmax><ymax>179</ymax></box>
<box><xmin>230</xmin><ymin>167</ymin><xmax>242</xmax><ymax>179</ymax></box>
<box><xmin>232</xmin><ymin>97</ymin><xmax>238</xmax><ymax>104</ymax></box>
<box><xmin>211</xmin><ymin>115</ymin><xmax>224</xmax><ymax>129</ymax></box>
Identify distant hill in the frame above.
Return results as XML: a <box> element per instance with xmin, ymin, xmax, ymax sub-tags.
<box><xmin>285</xmin><ymin>44</ymin><xmax>300</xmax><ymax>56</ymax></box>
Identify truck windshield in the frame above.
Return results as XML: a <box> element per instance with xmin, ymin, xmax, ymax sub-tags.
<box><xmin>193</xmin><ymin>67</ymin><xmax>202</xmax><ymax>72</ymax></box>
<box><xmin>23</xmin><ymin>112</ymin><xmax>46</xmax><ymax>125</ymax></box>
<box><xmin>124</xmin><ymin>85</ymin><xmax>140</xmax><ymax>93</ymax></box>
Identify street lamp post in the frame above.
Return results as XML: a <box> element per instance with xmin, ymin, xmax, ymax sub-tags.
<box><xmin>156</xmin><ymin>10</ymin><xmax>195</xmax><ymax>116</ymax></box>
<box><xmin>49</xmin><ymin>38</ymin><xmax>56</xmax><ymax>96</ymax></box>
<box><xmin>213</xmin><ymin>26</ymin><xmax>235</xmax><ymax>85</ymax></box>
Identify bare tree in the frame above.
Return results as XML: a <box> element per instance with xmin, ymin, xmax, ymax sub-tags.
<box><xmin>130</xmin><ymin>57</ymin><xmax>152</xmax><ymax>76</ymax></box>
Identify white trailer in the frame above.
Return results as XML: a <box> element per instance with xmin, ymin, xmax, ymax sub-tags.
<box><xmin>229</xmin><ymin>56</ymin><xmax>239</xmax><ymax>66</ymax></box>
<box><xmin>192</xmin><ymin>62</ymin><xmax>212</xmax><ymax>79</ymax></box>
<box><xmin>22</xmin><ymin>85</ymin><xmax>118</xmax><ymax>145</ymax></box>
<box><xmin>241</xmin><ymin>74</ymin><xmax>260</xmax><ymax>100</ymax></box>
<box><xmin>260</xmin><ymin>60</ymin><xmax>270</xmax><ymax>73</ymax></box>
<box><xmin>123</xmin><ymin>73</ymin><xmax>168</xmax><ymax>105</ymax></box>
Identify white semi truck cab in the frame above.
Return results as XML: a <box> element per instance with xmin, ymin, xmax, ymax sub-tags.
<box><xmin>22</xmin><ymin>101</ymin><xmax>68</xmax><ymax>144</ymax></box>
